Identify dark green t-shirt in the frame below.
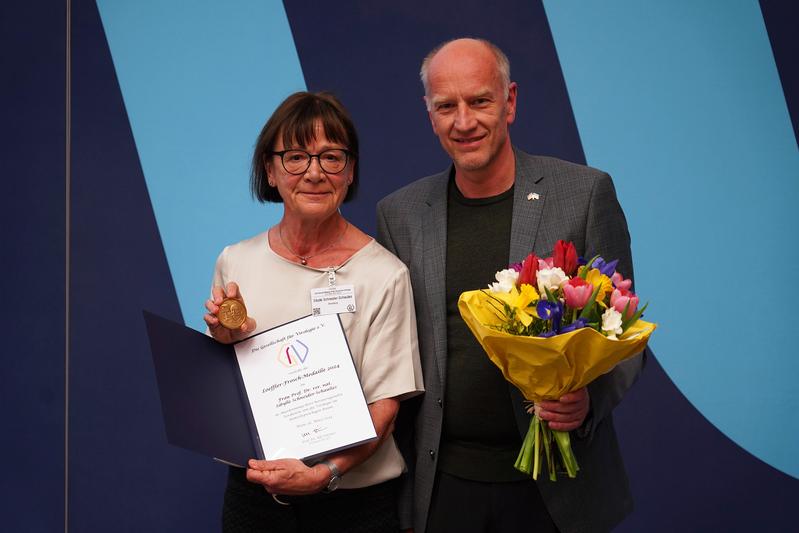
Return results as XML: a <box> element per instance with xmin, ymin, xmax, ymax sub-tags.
<box><xmin>440</xmin><ymin>176</ymin><xmax>528</xmax><ymax>482</ymax></box>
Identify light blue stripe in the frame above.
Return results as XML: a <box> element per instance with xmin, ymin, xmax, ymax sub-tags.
<box><xmin>96</xmin><ymin>0</ymin><xmax>304</xmax><ymax>331</ymax></box>
<box><xmin>544</xmin><ymin>0</ymin><xmax>798</xmax><ymax>477</ymax></box>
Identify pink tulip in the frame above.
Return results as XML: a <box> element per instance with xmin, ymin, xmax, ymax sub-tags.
<box><xmin>611</xmin><ymin>288</ymin><xmax>639</xmax><ymax>319</ymax></box>
<box><xmin>563</xmin><ymin>278</ymin><xmax>594</xmax><ymax>309</ymax></box>
<box><xmin>611</xmin><ymin>272</ymin><xmax>632</xmax><ymax>291</ymax></box>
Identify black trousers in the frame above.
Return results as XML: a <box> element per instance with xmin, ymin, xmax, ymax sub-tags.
<box><xmin>427</xmin><ymin>471</ymin><xmax>560</xmax><ymax>533</ymax></box>
<box><xmin>222</xmin><ymin>466</ymin><xmax>399</xmax><ymax>533</ymax></box>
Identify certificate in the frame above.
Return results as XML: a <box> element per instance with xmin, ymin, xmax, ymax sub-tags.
<box><xmin>234</xmin><ymin>314</ymin><xmax>377</xmax><ymax>460</ymax></box>
<box><xmin>143</xmin><ymin>311</ymin><xmax>376</xmax><ymax>467</ymax></box>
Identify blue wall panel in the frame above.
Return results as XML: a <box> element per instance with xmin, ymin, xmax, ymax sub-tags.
<box><xmin>2</xmin><ymin>0</ymin><xmax>797</xmax><ymax>530</ymax></box>
<box><xmin>96</xmin><ymin>0</ymin><xmax>305</xmax><ymax>332</ymax></box>
<box><xmin>544</xmin><ymin>0</ymin><xmax>799</xmax><ymax>479</ymax></box>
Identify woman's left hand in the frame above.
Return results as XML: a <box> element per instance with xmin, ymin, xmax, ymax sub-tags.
<box><xmin>245</xmin><ymin>399</ymin><xmax>399</xmax><ymax>495</ymax></box>
<box><xmin>246</xmin><ymin>458</ymin><xmax>328</xmax><ymax>495</ymax></box>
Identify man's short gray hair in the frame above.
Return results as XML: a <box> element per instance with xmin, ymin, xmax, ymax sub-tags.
<box><xmin>420</xmin><ymin>38</ymin><xmax>511</xmax><ymax>107</ymax></box>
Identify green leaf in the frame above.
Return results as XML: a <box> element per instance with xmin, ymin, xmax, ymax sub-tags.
<box><xmin>622</xmin><ymin>301</ymin><xmax>649</xmax><ymax>331</ymax></box>
<box><xmin>544</xmin><ymin>286</ymin><xmax>557</xmax><ymax>302</ymax></box>
<box><xmin>580</xmin><ymin>255</ymin><xmax>600</xmax><ymax>279</ymax></box>
<box><xmin>578</xmin><ymin>284</ymin><xmax>603</xmax><ymax>320</ymax></box>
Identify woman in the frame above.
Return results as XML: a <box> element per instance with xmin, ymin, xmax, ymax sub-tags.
<box><xmin>203</xmin><ymin>91</ymin><xmax>423</xmax><ymax>532</ymax></box>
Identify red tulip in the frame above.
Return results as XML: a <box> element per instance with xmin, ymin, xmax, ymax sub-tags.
<box><xmin>553</xmin><ymin>240</ymin><xmax>578</xmax><ymax>276</ymax></box>
<box><xmin>518</xmin><ymin>252</ymin><xmax>540</xmax><ymax>287</ymax></box>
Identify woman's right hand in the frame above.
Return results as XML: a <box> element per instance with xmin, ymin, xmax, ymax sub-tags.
<box><xmin>203</xmin><ymin>281</ymin><xmax>256</xmax><ymax>344</ymax></box>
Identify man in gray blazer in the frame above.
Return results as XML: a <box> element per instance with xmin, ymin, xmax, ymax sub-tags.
<box><xmin>376</xmin><ymin>38</ymin><xmax>645</xmax><ymax>533</ymax></box>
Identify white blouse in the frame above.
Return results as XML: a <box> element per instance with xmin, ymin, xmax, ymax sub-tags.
<box><xmin>212</xmin><ymin>231</ymin><xmax>424</xmax><ymax>488</ymax></box>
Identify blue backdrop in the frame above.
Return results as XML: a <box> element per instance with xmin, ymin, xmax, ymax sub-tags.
<box><xmin>2</xmin><ymin>0</ymin><xmax>796</xmax><ymax>531</ymax></box>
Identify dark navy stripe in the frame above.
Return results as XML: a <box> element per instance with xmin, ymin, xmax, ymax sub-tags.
<box><xmin>760</xmin><ymin>0</ymin><xmax>799</xmax><ymax>144</ymax></box>
<box><xmin>283</xmin><ymin>0</ymin><xmax>585</xmax><ymax>237</ymax></box>
<box><xmin>69</xmin><ymin>0</ymin><xmax>223</xmax><ymax>529</ymax></box>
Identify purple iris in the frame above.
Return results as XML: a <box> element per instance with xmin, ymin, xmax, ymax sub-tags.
<box><xmin>577</xmin><ymin>256</ymin><xmax>587</xmax><ymax>266</ymax></box>
<box><xmin>536</xmin><ymin>300</ymin><xmax>557</xmax><ymax>320</ymax></box>
<box><xmin>509</xmin><ymin>262</ymin><xmax>523</xmax><ymax>272</ymax></box>
<box><xmin>591</xmin><ymin>257</ymin><xmax>619</xmax><ymax>277</ymax></box>
<box><xmin>560</xmin><ymin>318</ymin><xmax>588</xmax><ymax>334</ymax></box>
<box><xmin>536</xmin><ymin>300</ymin><xmax>564</xmax><ymax>333</ymax></box>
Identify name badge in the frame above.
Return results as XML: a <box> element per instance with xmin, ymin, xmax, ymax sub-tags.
<box><xmin>310</xmin><ymin>285</ymin><xmax>357</xmax><ymax>316</ymax></box>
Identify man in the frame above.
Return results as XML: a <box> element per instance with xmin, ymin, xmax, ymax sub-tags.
<box><xmin>377</xmin><ymin>38</ymin><xmax>645</xmax><ymax>533</ymax></box>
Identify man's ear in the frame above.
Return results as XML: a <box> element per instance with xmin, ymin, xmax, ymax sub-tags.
<box><xmin>505</xmin><ymin>82</ymin><xmax>518</xmax><ymax>125</ymax></box>
<box><xmin>425</xmin><ymin>96</ymin><xmax>439</xmax><ymax>135</ymax></box>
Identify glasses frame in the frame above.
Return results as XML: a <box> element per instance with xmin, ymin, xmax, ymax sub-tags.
<box><xmin>270</xmin><ymin>149</ymin><xmax>351</xmax><ymax>176</ymax></box>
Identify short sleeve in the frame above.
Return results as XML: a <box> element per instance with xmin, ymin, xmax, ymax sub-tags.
<box><xmin>358</xmin><ymin>267</ymin><xmax>424</xmax><ymax>403</ymax></box>
<box><xmin>210</xmin><ymin>246</ymin><xmax>230</xmax><ymax>293</ymax></box>
<box><xmin>205</xmin><ymin>246</ymin><xmax>230</xmax><ymax>337</ymax></box>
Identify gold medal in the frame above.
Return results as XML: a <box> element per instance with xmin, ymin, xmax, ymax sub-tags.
<box><xmin>218</xmin><ymin>298</ymin><xmax>247</xmax><ymax>329</ymax></box>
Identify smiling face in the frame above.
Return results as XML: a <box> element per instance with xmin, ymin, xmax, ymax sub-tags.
<box><xmin>425</xmin><ymin>39</ymin><xmax>517</xmax><ymax>181</ymax></box>
<box><xmin>266</xmin><ymin>122</ymin><xmax>353</xmax><ymax>223</ymax></box>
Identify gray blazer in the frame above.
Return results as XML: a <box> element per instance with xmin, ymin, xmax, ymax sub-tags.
<box><xmin>376</xmin><ymin>148</ymin><xmax>646</xmax><ymax>533</ymax></box>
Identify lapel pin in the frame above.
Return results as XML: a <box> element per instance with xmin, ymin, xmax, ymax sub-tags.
<box><xmin>527</xmin><ymin>192</ymin><xmax>540</xmax><ymax>201</ymax></box>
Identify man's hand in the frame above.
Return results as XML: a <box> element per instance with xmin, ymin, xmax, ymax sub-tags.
<box><xmin>536</xmin><ymin>387</ymin><xmax>590</xmax><ymax>431</ymax></box>
<box><xmin>203</xmin><ymin>281</ymin><xmax>256</xmax><ymax>344</ymax></box>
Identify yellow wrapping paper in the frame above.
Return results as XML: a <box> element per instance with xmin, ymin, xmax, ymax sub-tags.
<box><xmin>458</xmin><ymin>290</ymin><xmax>657</xmax><ymax>402</ymax></box>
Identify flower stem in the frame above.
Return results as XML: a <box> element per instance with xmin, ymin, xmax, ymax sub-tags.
<box><xmin>532</xmin><ymin>415</ymin><xmax>541</xmax><ymax>480</ymax></box>
<box><xmin>540</xmin><ymin>419</ymin><xmax>556</xmax><ymax>481</ymax></box>
<box><xmin>516</xmin><ymin>416</ymin><xmax>580</xmax><ymax>481</ymax></box>
<box><xmin>552</xmin><ymin>429</ymin><xmax>579</xmax><ymax>478</ymax></box>
<box><xmin>514</xmin><ymin>416</ymin><xmax>536</xmax><ymax>475</ymax></box>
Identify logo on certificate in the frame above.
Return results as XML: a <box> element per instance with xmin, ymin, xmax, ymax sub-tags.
<box><xmin>277</xmin><ymin>339</ymin><xmax>310</xmax><ymax>367</ymax></box>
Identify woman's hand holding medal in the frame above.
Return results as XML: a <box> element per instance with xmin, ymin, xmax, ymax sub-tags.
<box><xmin>204</xmin><ymin>281</ymin><xmax>257</xmax><ymax>344</ymax></box>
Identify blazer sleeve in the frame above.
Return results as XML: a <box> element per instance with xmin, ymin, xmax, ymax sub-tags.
<box><xmin>578</xmin><ymin>172</ymin><xmax>647</xmax><ymax>441</ymax></box>
<box><xmin>376</xmin><ymin>199</ymin><xmax>417</xmax><ymax>529</ymax></box>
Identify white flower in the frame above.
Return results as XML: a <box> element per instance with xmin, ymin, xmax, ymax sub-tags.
<box><xmin>536</xmin><ymin>267</ymin><xmax>568</xmax><ymax>296</ymax></box>
<box><xmin>601</xmin><ymin>308</ymin><xmax>624</xmax><ymax>340</ymax></box>
<box><xmin>488</xmin><ymin>268</ymin><xmax>519</xmax><ymax>293</ymax></box>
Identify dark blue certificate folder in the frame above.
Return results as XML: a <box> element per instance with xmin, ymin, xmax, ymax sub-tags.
<box><xmin>143</xmin><ymin>311</ymin><xmax>261</xmax><ymax>467</ymax></box>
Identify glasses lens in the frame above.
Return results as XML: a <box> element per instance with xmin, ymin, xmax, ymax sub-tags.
<box><xmin>282</xmin><ymin>150</ymin><xmax>311</xmax><ymax>174</ymax></box>
<box><xmin>319</xmin><ymin>149</ymin><xmax>347</xmax><ymax>173</ymax></box>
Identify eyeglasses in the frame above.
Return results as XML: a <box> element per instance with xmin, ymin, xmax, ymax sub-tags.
<box><xmin>271</xmin><ymin>149</ymin><xmax>351</xmax><ymax>175</ymax></box>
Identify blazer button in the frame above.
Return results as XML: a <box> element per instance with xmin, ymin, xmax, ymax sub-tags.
<box><xmin>429</xmin><ymin>449</ymin><xmax>436</xmax><ymax>459</ymax></box>
<box><xmin>437</xmin><ymin>397</ymin><xmax>442</xmax><ymax>407</ymax></box>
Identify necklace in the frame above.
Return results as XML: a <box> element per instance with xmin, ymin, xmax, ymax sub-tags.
<box><xmin>278</xmin><ymin>221</ymin><xmax>349</xmax><ymax>265</ymax></box>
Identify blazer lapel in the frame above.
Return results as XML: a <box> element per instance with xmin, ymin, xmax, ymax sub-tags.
<box><xmin>508</xmin><ymin>150</ymin><xmax>548</xmax><ymax>435</ymax></box>
<box><xmin>422</xmin><ymin>172</ymin><xmax>450</xmax><ymax>388</ymax></box>
<box><xmin>509</xmin><ymin>150</ymin><xmax>548</xmax><ymax>264</ymax></box>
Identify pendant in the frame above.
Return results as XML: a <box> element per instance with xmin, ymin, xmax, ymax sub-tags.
<box><xmin>301</xmin><ymin>258</ymin><xmax>308</xmax><ymax>265</ymax></box>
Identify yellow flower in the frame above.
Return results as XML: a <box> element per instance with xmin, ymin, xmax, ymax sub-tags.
<box><xmin>493</xmin><ymin>283</ymin><xmax>540</xmax><ymax>326</ymax></box>
<box><xmin>584</xmin><ymin>269</ymin><xmax>613</xmax><ymax>303</ymax></box>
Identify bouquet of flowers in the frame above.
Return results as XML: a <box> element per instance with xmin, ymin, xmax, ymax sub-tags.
<box><xmin>458</xmin><ymin>240</ymin><xmax>656</xmax><ymax>480</ymax></box>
